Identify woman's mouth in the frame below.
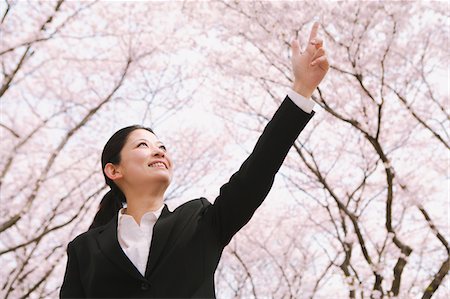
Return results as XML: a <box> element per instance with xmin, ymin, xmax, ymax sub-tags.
<box><xmin>148</xmin><ymin>162</ymin><xmax>167</xmax><ymax>169</ymax></box>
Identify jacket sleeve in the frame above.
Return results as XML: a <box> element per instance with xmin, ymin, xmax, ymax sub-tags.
<box><xmin>205</xmin><ymin>96</ymin><xmax>315</xmax><ymax>246</ymax></box>
<box><xmin>60</xmin><ymin>241</ymin><xmax>85</xmax><ymax>298</ymax></box>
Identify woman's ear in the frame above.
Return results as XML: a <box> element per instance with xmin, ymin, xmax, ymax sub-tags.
<box><xmin>104</xmin><ymin>163</ymin><xmax>123</xmax><ymax>181</ymax></box>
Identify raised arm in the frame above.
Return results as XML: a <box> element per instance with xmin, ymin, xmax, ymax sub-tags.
<box><xmin>203</xmin><ymin>22</ymin><xmax>329</xmax><ymax>246</ymax></box>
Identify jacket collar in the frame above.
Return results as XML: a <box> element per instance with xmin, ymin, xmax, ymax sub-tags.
<box><xmin>96</xmin><ymin>210</ymin><xmax>144</xmax><ymax>281</ymax></box>
<box><xmin>95</xmin><ymin>204</ymin><xmax>175</xmax><ymax>281</ymax></box>
<box><xmin>144</xmin><ymin>204</ymin><xmax>176</xmax><ymax>279</ymax></box>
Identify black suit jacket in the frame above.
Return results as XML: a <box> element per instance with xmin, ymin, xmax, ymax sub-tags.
<box><xmin>60</xmin><ymin>96</ymin><xmax>315</xmax><ymax>298</ymax></box>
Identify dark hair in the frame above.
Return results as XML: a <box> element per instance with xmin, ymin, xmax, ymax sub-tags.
<box><xmin>88</xmin><ymin>125</ymin><xmax>155</xmax><ymax>230</ymax></box>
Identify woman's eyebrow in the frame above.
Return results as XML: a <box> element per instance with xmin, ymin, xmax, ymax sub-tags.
<box><xmin>135</xmin><ymin>138</ymin><xmax>164</xmax><ymax>145</ymax></box>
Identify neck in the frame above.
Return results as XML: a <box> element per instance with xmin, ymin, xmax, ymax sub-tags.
<box><xmin>122</xmin><ymin>189</ymin><xmax>165</xmax><ymax>225</ymax></box>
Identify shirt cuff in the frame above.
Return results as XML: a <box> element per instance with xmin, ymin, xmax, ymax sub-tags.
<box><xmin>286</xmin><ymin>89</ymin><xmax>316</xmax><ymax>114</ymax></box>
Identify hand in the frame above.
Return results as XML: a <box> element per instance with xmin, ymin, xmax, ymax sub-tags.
<box><xmin>291</xmin><ymin>21</ymin><xmax>329</xmax><ymax>98</ymax></box>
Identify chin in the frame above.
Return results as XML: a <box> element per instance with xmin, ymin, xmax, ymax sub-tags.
<box><xmin>147</xmin><ymin>173</ymin><xmax>172</xmax><ymax>185</ymax></box>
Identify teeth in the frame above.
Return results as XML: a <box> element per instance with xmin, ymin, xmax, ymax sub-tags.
<box><xmin>149</xmin><ymin>162</ymin><xmax>166</xmax><ymax>168</ymax></box>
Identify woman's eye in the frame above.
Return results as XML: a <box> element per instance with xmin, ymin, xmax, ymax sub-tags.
<box><xmin>137</xmin><ymin>143</ymin><xmax>166</xmax><ymax>151</ymax></box>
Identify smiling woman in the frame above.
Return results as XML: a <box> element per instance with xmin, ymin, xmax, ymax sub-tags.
<box><xmin>88</xmin><ymin>125</ymin><xmax>173</xmax><ymax>230</ymax></box>
<box><xmin>60</xmin><ymin>21</ymin><xmax>329</xmax><ymax>299</ymax></box>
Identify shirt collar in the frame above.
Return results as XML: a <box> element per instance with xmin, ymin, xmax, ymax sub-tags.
<box><xmin>118</xmin><ymin>204</ymin><xmax>165</xmax><ymax>225</ymax></box>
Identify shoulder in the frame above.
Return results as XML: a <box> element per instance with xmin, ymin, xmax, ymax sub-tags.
<box><xmin>67</xmin><ymin>224</ymin><xmax>105</xmax><ymax>249</ymax></box>
<box><xmin>169</xmin><ymin>197</ymin><xmax>212</xmax><ymax>216</ymax></box>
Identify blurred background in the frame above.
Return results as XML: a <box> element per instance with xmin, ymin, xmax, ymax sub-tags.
<box><xmin>0</xmin><ymin>1</ymin><xmax>448</xmax><ymax>298</ymax></box>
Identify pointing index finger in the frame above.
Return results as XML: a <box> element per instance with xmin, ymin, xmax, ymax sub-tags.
<box><xmin>308</xmin><ymin>21</ymin><xmax>320</xmax><ymax>42</ymax></box>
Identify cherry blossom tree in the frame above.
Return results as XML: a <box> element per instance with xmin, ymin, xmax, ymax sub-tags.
<box><xmin>0</xmin><ymin>1</ymin><xmax>223</xmax><ymax>298</ymax></box>
<box><xmin>1</xmin><ymin>1</ymin><xmax>448</xmax><ymax>298</ymax></box>
<box><xmin>191</xmin><ymin>1</ymin><xmax>448</xmax><ymax>299</ymax></box>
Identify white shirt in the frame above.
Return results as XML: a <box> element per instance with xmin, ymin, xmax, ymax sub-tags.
<box><xmin>117</xmin><ymin>204</ymin><xmax>164</xmax><ymax>276</ymax></box>
<box><xmin>287</xmin><ymin>89</ymin><xmax>316</xmax><ymax>113</ymax></box>
<box><xmin>116</xmin><ymin>89</ymin><xmax>315</xmax><ymax>276</ymax></box>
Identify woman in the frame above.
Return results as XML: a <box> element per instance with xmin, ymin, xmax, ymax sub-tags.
<box><xmin>60</xmin><ymin>21</ymin><xmax>329</xmax><ymax>298</ymax></box>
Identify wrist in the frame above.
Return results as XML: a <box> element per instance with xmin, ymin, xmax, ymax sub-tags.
<box><xmin>293</xmin><ymin>81</ymin><xmax>313</xmax><ymax>98</ymax></box>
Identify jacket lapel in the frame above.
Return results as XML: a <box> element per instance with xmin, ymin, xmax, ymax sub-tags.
<box><xmin>95</xmin><ymin>213</ymin><xmax>144</xmax><ymax>281</ymax></box>
<box><xmin>145</xmin><ymin>204</ymin><xmax>176</xmax><ymax>279</ymax></box>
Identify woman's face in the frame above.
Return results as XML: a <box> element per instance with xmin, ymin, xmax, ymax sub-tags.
<box><xmin>114</xmin><ymin>129</ymin><xmax>173</xmax><ymax>190</ymax></box>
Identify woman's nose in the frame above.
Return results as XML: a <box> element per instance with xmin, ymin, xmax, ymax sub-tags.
<box><xmin>152</xmin><ymin>147</ymin><xmax>165</xmax><ymax>157</ymax></box>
